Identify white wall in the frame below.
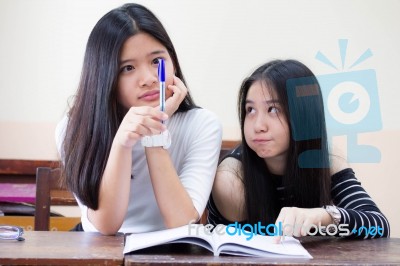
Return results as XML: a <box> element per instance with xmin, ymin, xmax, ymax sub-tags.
<box><xmin>1</xmin><ymin>0</ymin><xmax>399</xmax><ymax>236</ymax></box>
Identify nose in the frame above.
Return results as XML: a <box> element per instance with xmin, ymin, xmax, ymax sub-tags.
<box><xmin>139</xmin><ymin>66</ymin><xmax>157</xmax><ymax>87</ymax></box>
<box><xmin>254</xmin><ymin>113</ymin><xmax>268</xmax><ymax>133</ymax></box>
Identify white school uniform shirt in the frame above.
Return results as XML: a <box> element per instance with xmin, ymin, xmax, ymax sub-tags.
<box><xmin>55</xmin><ymin>108</ymin><xmax>222</xmax><ymax>233</ymax></box>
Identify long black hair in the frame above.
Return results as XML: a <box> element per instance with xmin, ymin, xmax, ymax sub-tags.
<box><xmin>237</xmin><ymin>59</ymin><xmax>331</xmax><ymax>225</ymax></box>
<box><xmin>62</xmin><ymin>3</ymin><xmax>197</xmax><ymax>209</ymax></box>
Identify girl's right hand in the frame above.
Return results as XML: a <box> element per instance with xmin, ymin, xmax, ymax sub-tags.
<box><xmin>163</xmin><ymin>76</ymin><xmax>188</xmax><ymax>117</ymax></box>
<box><xmin>114</xmin><ymin>106</ymin><xmax>168</xmax><ymax>148</ymax></box>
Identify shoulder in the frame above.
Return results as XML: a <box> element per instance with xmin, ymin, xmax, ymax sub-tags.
<box><xmin>218</xmin><ymin>156</ymin><xmax>242</xmax><ymax>175</ymax></box>
<box><xmin>170</xmin><ymin>108</ymin><xmax>222</xmax><ymax>143</ymax></box>
<box><xmin>55</xmin><ymin>115</ymin><xmax>69</xmax><ymax>155</ymax></box>
<box><xmin>55</xmin><ymin>115</ymin><xmax>68</xmax><ymax>137</ymax></box>
<box><xmin>212</xmin><ymin>157</ymin><xmax>246</xmax><ymax>222</ymax></box>
<box><xmin>329</xmin><ymin>154</ymin><xmax>358</xmax><ymax>187</ymax></box>
<box><xmin>329</xmin><ymin>151</ymin><xmax>350</xmax><ymax>176</ymax></box>
<box><xmin>174</xmin><ymin>108</ymin><xmax>221</xmax><ymax>126</ymax></box>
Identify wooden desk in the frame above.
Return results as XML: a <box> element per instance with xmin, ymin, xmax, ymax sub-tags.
<box><xmin>0</xmin><ymin>231</ymin><xmax>124</xmax><ymax>265</ymax></box>
<box><xmin>124</xmin><ymin>237</ymin><xmax>400</xmax><ymax>265</ymax></box>
<box><xmin>1</xmin><ymin>232</ymin><xmax>398</xmax><ymax>265</ymax></box>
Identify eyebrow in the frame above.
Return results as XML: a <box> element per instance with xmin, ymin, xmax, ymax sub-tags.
<box><xmin>245</xmin><ymin>99</ymin><xmax>280</xmax><ymax>105</ymax></box>
<box><xmin>119</xmin><ymin>50</ymin><xmax>167</xmax><ymax>66</ymax></box>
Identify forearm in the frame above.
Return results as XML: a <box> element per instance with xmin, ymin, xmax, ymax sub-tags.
<box><xmin>145</xmin><ymin>147</ymin><xmax>198</xmax><ymax>228</ymax></box>
<box><xmin>332</xmin><ymin>169</ymin><xmax>390</xmax><ymax>238</ymax></box>
<box><xmin>88</xmin><ymin>142</ymin><xmax>132</xmax><ymax>235</ymax></box>
<box><xmin>335</xmin><ymin>207</ymin><xmax>390</xmax><ymax>238</ymax></box>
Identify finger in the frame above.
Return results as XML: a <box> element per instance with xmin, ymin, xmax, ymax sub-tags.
<box><xmin>128</xmin><ymin>106</ymin><xmax>168</xmax><ymax>122</ymax></box>
<box><xmin>126</xmin><ymin>131</ymin><xmax>141</xmax><ymax>142</ymax></box>
<box><xmin>119</xmin><ymin>121</ymin><xmax>150</xmax><ymax>139</ymax></box>
<box><xmin>122</xmin><ymin>115</ymin><xmax>166</xmax><ymax>137</ymax></box>
<box><xmin>275</xmin><ymin>208</ymin><xmax>286</xmax><ymax>225</ymax></box>
<box><xmin>172</xmin><ymin>76</ymin><xmax>187</xmax><ymax>92</ymax></box>
<box><xmin>281</xmin><ymin>209</ymin><xmax>296</xmax><ymax>238</ymax></box>
<box><xmin>293</xmin><ymin>215</ymin><xmax>305</xmax><ymax>237</ymax></box>
<box><xmin>301</xmin><ymin>217</ymin><xmax>314</xmax><ymax>236</ymax></box>
<box><xmin>169</xmin><ymin>76</ymin><xmax>187</xmax><ymax>100</ymax></box>
<box><xmin>300</xmin><ymin>221</ymin><xmax>311</xmax><ymax>237</ymax></box>
<box><xmin>132</xmin><ymin>117</ymin><xmax>166</xmax><ymax>135</ymax></box>
<box><xmin>273</xmin><ymin>208</ymin><xmax>287</xmax><ymax>243</ymax></box>
<box><xmin>161</xmin><ymin>77</ymin><xmax>188</xmax><ymax>117</ymax></box>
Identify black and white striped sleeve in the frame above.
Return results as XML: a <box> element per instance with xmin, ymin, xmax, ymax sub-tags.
<box><xmin>331</xmin><ymin>168</ymin><xmax>390</xmax><ymax>238</ymax></box>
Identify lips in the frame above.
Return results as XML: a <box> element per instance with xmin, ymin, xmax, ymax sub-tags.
<box><xmin>253</xmin><ymin>139</ymin><xmax>271</xmax><ymax>143</ymax></box>
<box><xmin>139</xmin><ymin>90</ymin><xmax>159</xmax><ymax>101</ymax></box>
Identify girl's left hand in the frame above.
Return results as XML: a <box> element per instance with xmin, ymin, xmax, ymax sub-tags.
<box><xmin>161</xmin><ymin>76</ymin><xmax>188</xmax><ymax>117</ymax></box>
<box><xmin>273</xmin><ymin>207</ymin><xmax>332</xmax><ymax>243</ymax></box>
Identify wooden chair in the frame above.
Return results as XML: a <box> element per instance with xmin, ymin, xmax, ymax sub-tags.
<box><xmin>0</xmin><ymin>159</ymin><xmax>59</xmax><ymax>184</ymax></box>
<box><xmin>34</xmin><ymin>167</ymin><xmax>79</xmax><ymax>231</ymax></box>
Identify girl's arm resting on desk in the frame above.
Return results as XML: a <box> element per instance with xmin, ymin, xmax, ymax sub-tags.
<box><xmin>146</xmin><ymin>147</ymin><xmax>199</xmax><ymax>227</ymax></box>
<box><xmin>275</xmin><ymin>169</ymin><xmax>390</xmax><ymax>239</ymax></box>
<box><xmin>146</xmin><ymin>109</ymin><xmax>223</xmax><ymax>228</ymax></box>
<box><xmin>332</xmin><ymin>168</ymin><xmax>390</xmax><ymax>238</ymax></box>
<box><xmin>87</xmin><ymin>143</ymin><xmax>132</xmax><ymax>235</ymax></box>
<box><xmin>88</xmin><ymin>107</ymin><xmax>167</xmax><ymax>235</ymax></box>
<box><xmin>328</xmin><ymin>154</ymin><xmax>390</xmax><ymax>238</ymax></box>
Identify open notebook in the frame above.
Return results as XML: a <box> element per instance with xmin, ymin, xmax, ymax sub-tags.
<box><xmin>124</xmin><ymin>224</ymin><xmax>312</xmax><ymax>258</ymax></box>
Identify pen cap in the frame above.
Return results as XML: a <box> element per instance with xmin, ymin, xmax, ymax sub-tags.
<box><xmin>158</xmin><ymin>59</ymin><xmax>165</xmax><ymax>82</ymax></box>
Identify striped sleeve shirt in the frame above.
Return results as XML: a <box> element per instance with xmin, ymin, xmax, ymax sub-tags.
<box><xmin>331</xmin><ymin>168</ymin><xmax>390</xmax><ymax>238</ymax></box>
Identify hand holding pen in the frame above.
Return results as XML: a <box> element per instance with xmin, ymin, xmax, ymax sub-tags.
<box><xmin>139</xmin><ymin>58</ymin><xmax>171</xmax><ymax>149</ymax></box>
<box><xmin>157</xmin><ymin>59</ymin><xmax>187</xmax><ymax>118</ymax></box>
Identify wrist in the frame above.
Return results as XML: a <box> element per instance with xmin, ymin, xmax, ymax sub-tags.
<box><xmin>323</xmin><ymin>205</ymin><xmax>341</xmax><ymax>226</ymax></box>
<box><xmin>112</xmin><ymin>139</ymin><xmax>134</xmax><ymax>154</ymax></box>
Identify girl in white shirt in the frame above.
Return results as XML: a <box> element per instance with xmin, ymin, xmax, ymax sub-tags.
<box><xmin>56</xmin><ymin>3</ymin><xmax>222</xmax><ymax>235</ymax></box>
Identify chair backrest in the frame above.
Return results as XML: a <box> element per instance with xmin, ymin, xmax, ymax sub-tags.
<box><xmin>0</xmin><ymin>159</ymin><xmax>59</xmax><ymax>184</ymax></box>
<box><xmin>34</xmin><ymin>167</ymin><xmax>77</xmax><ymax>231</ymax></box>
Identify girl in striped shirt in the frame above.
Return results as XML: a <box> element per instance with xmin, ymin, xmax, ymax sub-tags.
<box><xmin>207</xmin><ymin>59</ymin><xmax>389</xmax><ymax>239</ymax></box>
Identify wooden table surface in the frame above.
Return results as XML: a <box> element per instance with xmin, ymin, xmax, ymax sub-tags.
<box><xmin>0</xmin><ymin>231</ymin><xmax>124</xmax><ymax>265</ymax></box>
<box><xmin>1</xmin><ymin>231</ymin><xmax>399</xmax><ymax>265</ymax></box>
<box><xmin>125</xmin><ymin>236</ymin><xmax>400</xmax><ymax>265</ymax></box>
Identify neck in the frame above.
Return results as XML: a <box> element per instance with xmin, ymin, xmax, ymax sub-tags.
<box><xmin>264</xmin><ymin>156</ymin><xmax>286</xmax><ymax>175</ymax></box>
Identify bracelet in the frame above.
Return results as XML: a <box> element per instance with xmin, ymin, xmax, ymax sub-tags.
<box><xmin>323</xmin><ymin>205</ymin><xmax>341</xmax><ymax>226</ymax></box>
<box><xmin>141</xmin><ymin>130</ymin><xmax>171</xmax><ymax>149</ymax></box>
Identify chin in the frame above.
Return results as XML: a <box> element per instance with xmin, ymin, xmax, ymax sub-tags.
<box><xmin>255</xmin><ymin>150</ymin><xmax>272</xmax><ymax>159</ymax></box>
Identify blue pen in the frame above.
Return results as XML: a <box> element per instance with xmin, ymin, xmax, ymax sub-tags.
<box><xmin>158</xmin><ymin>58</ymin><xmax>166</xmax><ymax>123</ymax></box>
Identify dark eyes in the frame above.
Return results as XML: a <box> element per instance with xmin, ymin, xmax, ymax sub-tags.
<box><xmin>245</xmin><ymin>106</ymin><xmax>280</xmax><ymax>114</ymax></box>
<box><xmin>246</xmin><ymin>106</ymin><xmax>255</xmax><ymax>114</ymax></box>
<box><xmin>120</xmin><ymin>65</ymin><xmax>134</xmax><ymax>73</ymax></box>
<box><xmin>152</xmin><ymin>58</ymin><xmax>161</xmax><ymax>65</ymax></box>
<box><xmin>119</xmin><ymin>57</ymin><xmax>162</xmax><ymax>73</ymax></box>
<box><xmin>268</xmin><ymin>106</ymin><xmax>279</xmax><ymax>113</ymax></box>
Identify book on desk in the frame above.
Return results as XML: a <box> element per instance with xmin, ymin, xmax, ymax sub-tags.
<box><xmin>123</xmin><ymin>224</ymin><xmax>312</xmax><ymax>258</ymax></box>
